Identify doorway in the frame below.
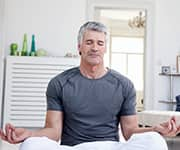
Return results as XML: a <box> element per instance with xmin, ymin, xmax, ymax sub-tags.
<box><xmin>94</xmin><ymin>8</ymin><xmax>146</xmax><ymax>111</ymax></box>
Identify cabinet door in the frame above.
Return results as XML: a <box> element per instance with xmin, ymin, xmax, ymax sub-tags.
<box><xmin>3</xmin><ymin>56</ymin><xmax>79</xmax><ymax>128</ymax></box>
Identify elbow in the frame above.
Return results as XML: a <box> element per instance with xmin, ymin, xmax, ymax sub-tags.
<box><xmin>55</xmin><ymin>137</ymin><xmax>61</xmax><ymax>142</ymax></box>
<box><xmin>54</xmin><ymin>131</ymin><xmax>61</xmax><ymax>142</ymax></box>
<box><xmin>51</xmin><ymin>133</ymin><xmax>61</xmax><ymax>142</ymax></box>
<box><xmin>123</xmin><ymin>134</ymin><xmax>131</xmax><ymax>141</ymax></box>
<box><xmin>122</xmin><ymin>130</ymin><xmax>134</xmax><ymax>141</ymax></box>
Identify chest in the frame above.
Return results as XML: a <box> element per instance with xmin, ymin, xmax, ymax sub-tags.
<box><xmin>62</xmin><ymin>80</ymin><xmax>124</xmax><ymax>118</ymax></box>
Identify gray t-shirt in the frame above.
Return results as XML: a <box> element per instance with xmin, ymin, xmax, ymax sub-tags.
<box><xmin>46</xmin><ymin>67</ymin><xmax>136</xmax><ymax>146</ymax></box>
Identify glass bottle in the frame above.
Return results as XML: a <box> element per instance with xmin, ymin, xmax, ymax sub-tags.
<box><xmin>29</xmin><ymin>34</ymin><xmax>36</xmax><ymax>56</ymax></box>
<box><xmin>21</xmin><ymin>33</ymin><xmax>28</xmax><ymax>56</ymax></box>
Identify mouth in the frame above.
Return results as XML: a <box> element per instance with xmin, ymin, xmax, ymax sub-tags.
<box><xmin>88</xmin><ymin>53</ymin><xmax>99</xmax><ymax>58</ymax></box>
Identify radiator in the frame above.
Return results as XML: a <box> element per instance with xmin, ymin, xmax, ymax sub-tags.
<box><xmin>3</xmin><ymin>56</ymin><xmax>79</xmax><ymax>128</ymax></box>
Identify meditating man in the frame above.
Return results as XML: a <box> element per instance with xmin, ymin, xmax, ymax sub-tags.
<box><xmin>1</xmin><ymin>21</ymin><xmax>180</xmax><ymax>150</ymax></box>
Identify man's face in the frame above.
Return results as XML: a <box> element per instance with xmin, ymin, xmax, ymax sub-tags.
<box><xmin>78</xmin><ymin>30</ymin><xmax>106</xmax><ymax>66</ymax></box>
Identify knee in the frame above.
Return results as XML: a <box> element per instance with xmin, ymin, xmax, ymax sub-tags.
<box><xmin>19</xmin><ymin>137</ymin><xmax>59</xmax><ymax>150</ymax></box>
<box><xmin>141</xmin><ymin>132</ymin><xmax>168</xmax><ymax>150</ymax></box>
<box><xmin>128</xmin><ymin>132</ymin><xmax>168</xmax><ymax>150</ymax></box>
<box><xmin>20</xmin><ymin>137</ymin><xmax>41</xmax><ymax>150</ymax></box>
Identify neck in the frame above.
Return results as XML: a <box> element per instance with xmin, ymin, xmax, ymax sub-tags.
<box><xmin>80</xmin><ymin>62</ymin><xmax>107</xmax><ymax>79</ymax></box>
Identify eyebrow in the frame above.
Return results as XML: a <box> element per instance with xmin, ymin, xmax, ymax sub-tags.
<box><xmin>85</xmin><ymin>39</ymin><xmax>104</xmax><ymax>43</ymax></box>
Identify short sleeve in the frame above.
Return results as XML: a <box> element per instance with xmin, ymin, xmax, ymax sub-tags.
<box><xmin>46</xmin><ymin>78</ymin><xmax>64</xmax><ymax>111</ymax></box>
<box><xmin>119</xmin><ymin>80</ymin><xmax>136</xmax><ymax>116</ymax></box>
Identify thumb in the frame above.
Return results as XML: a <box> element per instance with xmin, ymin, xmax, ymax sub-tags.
<box><xmin>12</xmin><ymin>130</ymin><xmax>27</xmax><ymax>143</ymax></box>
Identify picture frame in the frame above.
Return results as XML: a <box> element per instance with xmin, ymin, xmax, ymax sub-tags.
<box><xmin>176</xmin><ymin>55</ymin><xmax>180</xmax><ymax>73</ymax></box>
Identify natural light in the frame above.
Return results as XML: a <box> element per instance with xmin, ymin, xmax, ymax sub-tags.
<box><xmin>110</xmin><ymin>37</ymin><xmax>144</xmax><ymax>91</ymax></box>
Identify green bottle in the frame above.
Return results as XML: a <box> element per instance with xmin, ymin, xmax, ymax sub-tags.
<box><xmin>21</xmin><ymin>33</ymin><xmax>28</xmax><ymax>56</ymax></box>
<box><xmin>29</xmin><ymin>34</ymin><xmax>36</xmax><ymax>56</ymax></box>
<box><xmin>10</xmin><ymin>43</ymin><xmax>18</xmax><ymax>56</ymax></box>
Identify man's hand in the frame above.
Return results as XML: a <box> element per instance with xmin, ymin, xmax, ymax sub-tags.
<box><xmin>0</xmin><ymin>123</ymin><xmax>32</xmax><ymax>144</ymax></box>
<box><xmin>153</xmin><ymin>116</ymin><xmax>180</xmax><ymax>137</ymax></box>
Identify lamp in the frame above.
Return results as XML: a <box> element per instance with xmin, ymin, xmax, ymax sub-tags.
<box><xmin>128</xmin><ymin>11</ymin><xmax>145</xmax><ymax>29</ymax></box>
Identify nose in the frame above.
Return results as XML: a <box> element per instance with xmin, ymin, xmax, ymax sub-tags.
<box><xmin>91</xmin><ymin>43</ymin><xmax>98</xmax><ymax>52</ymax></box>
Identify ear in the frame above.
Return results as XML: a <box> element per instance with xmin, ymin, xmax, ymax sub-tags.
<box><xmin>78</xmin><ymin>44</ymin><xmax>81</xmax><ymax>50</ymax></box>
<box><xmin>78</xmin><ymin>44</ymin><xmax>81</xmax><ymax>55</ymax></box>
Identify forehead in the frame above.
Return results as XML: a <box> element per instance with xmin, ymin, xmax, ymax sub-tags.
<box><xmin>83</xmin><ymin>30</ymin><xmax>106</xmax><ymax>41</ymax></box>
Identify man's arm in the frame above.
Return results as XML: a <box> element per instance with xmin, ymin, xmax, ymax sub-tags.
<box><xmin>31</xmin><ymin>110</ymin><xmax>63</xmax><ymax>141</ymax></box>
<box><xmin>0</xmin><ymin>110</ymin><xmax>63</xmax><ymax>144</ymax></box>
<box><xmin>120</xmin><ymin>115</ymin><xmax>180</xmax><ymax>140</ymax></box>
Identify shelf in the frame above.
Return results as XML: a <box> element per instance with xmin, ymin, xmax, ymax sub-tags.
<box><xmin>159</xmin><ymin>72</ymin><xmax>180</xmax><ymax>102</ymax></box>
<box><xmin>159</xmin><ymin>100</ymin><xmax>176</xmax><ymax>104</ymax></box>
<box><xmin>159</xmin><ymin>73</ymin><xmax>180</xmax><ymax>76</ymax></box>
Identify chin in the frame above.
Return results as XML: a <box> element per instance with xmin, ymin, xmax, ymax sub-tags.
<box><xmin>84</xmin><ymin>56</ymin><xmax>103</xmax><ymax>65</ymax></box>
<box><xmin>87</xmin><ymin>60</ymin><xmax>101</xmax><ymax>66</ymax></box>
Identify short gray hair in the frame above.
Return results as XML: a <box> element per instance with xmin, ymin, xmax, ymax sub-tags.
<box><xmin>77</xmin><ymin>21</ymin><xmax>109</xmax><ymax>44</ymax></box>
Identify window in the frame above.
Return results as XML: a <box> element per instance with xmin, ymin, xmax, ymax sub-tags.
<box><xmin>106</xmin><ymin>36</ymin><xmax>145</xmax><ymax>111</ymax></box>
<box><xmin>110</xmin><ymin>36</ymin><xmax>144</xmax><ymax>91</ymax></box>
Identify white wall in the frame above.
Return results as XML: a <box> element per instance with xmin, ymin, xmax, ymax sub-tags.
<box><xmin>3</xmin><ymin>0</ymin><xmax>86</xmax><ymax>56</ymax></box>
<box><xmin>153</xmin><ymin>0</ymin><xmax>180</xmax><ymax>110</ymax></box>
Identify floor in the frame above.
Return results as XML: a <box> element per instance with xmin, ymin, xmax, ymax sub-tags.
<box><xmin>0</xmin><ymin>138</ymin><xmax>180</xmax><ymax>150</ymax></box>
<box><xmin>0</xmin><ymin>140</ymin><xmax>19</xmax><ymax>150</ymax></box>
<box><xmin>166</xmin><ymin>137</ymin><xmax>180</xmax><ymax>150</ymax></box>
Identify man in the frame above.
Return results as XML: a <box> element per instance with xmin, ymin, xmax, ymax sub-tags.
<box><xmin>0</xmin><ymin>21</ymin><xmax>180</xmax><ymax>150</ymax></box>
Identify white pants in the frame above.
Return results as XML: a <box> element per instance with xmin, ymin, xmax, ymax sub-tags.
<box><xmin>19</xmin><ymin>132</ymin><xmax>168</xmax><ymax>150</ymax></box>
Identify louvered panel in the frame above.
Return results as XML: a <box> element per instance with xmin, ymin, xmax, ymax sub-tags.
<box><xmin>12</xmin><ymin>64</ymin><xmax>74</xmax><ymax>70</ymax></box>
<box><xmin>12</xmin><ymin>78</ymin><xmax>50</xmax><ymax>82</ymax></box>
<box><xmin>11</xmin><ymin>96</ymin><xmax>45</xmax><ymax>101</ymax></box>
<box><xmin>3</xmin><ymin>56</ymin><xmax>79</xmax><ymax>128</ymax></box>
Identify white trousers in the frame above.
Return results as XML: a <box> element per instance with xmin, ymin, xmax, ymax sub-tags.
<box><xmin>19</xmin><ymin>132</ymin><xmax>168</xmax><ymax>150</ymax></box>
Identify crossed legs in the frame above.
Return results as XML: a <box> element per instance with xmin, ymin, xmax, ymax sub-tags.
<box><xmin>20</xmin><ymin>132</ymin><xmax>168</xmax><ymax>150</ymax></box>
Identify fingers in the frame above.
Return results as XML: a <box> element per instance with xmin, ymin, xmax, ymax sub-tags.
<box><xmin>12</xmin><ymin>130</ymin><xmax>26</xmax><ymax>142</ymax></box>
<box><xmin>1</xmin><ymin>123</ymin><xmax>26</xmax><ymax>144</ymax></box>
<box><xmin>0</xmin><ymin>129</ymin><xmax>7</xmax><ymax>141</ymax></box>
<box><xmin>168</xmin><ymin>120</ymin><xmax>172</xmax><ymax>130</ymax></box>
<box><xmin>163</xmin><ymin>119</ymin><xmax>178</xmax><ymax>137</ymax></box>
<box><xmin>12</xmin><ymin>130</ymin><xmax>19</xmax><ymax>142</ymax></box>
<box><xmin>158</xmin><ymin>118</ymin><xmax>177</xmax><ymax>136</ymax></box>
<box><xmin>4</xmin><ymin>123</ymin><xmax>21</xmax><ymax>144</ymax></box>
<box><xmin>170</xmin><ymin>116</ymin><xmax>177</xmax><ymax>126</ymax></box>
<box><xmin>175</xmin><ymin>123</ymin><xmax>180</xmax><ymax>135</ymax></box>
<box><xmin>5</xmin><ymin>123</ymin><xmax>14</xmax><ymax>143</ymax></box>
<box><xmin>168</xmin><ymin>119</ymin><xmax>177</xmax><ymax>136</ymax></box>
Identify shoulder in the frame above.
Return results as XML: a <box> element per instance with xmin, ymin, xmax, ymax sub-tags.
<box><xmin>49</xmin><ymin>67</ymin><xmax>80</xmax><ymax>86</ymax></box>
<box><xmin>108</xmin><ymin>69</ymin><xmax>134</xmax><ymax>88</ymax></box>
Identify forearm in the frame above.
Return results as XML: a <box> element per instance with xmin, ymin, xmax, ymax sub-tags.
<box><xmin>124</xmin><ymin>126</ymin><xmax>159</xmax><ymax>140</ymax></box>
<box><xmin>131</xmin><ymin>126</ymin><xmax>154</xmax><ymax>134</ymax></box>
<box><xmin>30</xmin><ymin>127</ymin><xmax>61</xmax><ymax>142</ymax></box>
<box><xmin>30</xmin><ymin>110</ymin><xmax>63</xmax><ymax>142</ymax></box>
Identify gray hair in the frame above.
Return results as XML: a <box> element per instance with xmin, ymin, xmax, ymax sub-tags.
<box><xmin>77</xmin><ymin>21</ymin><xmax>109</xmax><ymax>44</ymax></box>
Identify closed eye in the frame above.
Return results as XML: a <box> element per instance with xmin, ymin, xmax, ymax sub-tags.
<box><xmin>98</xmin><ymin>41</ymin><xmax>104</xmax><ymax>46</ymax></box>
<box><xmin>86</xmin><ymin>40</ymin><xmax>93</xmax><ymax>45</ymax></box>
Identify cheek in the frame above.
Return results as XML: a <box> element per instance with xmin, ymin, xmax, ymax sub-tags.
<box><xmin>81</xmin><ymin>45</ymin><xmax>91</xmax><ymax>53</ymax></box>
<box><xmin>100</xmin><ymin>47</ymin><xmax>106</xmax><ymax>54</ymax></box>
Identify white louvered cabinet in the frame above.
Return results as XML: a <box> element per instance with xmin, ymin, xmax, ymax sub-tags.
<box><xmin>3</xmin><ymin>56</ymin><xmax>79</xmax><ymax>128</ymax></box>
